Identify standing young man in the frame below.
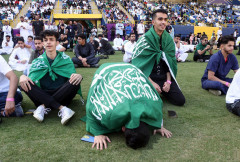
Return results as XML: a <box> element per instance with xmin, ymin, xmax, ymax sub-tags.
<box><xmin>19</xmin><ymin>30</ymin><xmax>82</xmax><ymax>125</ymax></box>
<box><xmin>132</xmin><ymin>9</ymin><xmax>185</xmax><ymax>106</ymax></box>
<box><xmin>201</xmin><ymin>35</ymin><xmax>239</xmax><ymax>96</ymax></box>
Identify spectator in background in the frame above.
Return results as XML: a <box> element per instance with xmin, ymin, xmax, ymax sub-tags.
<box><xmin>174</xmin><ymin>34</ymin><xmax>188</xmax><ymax>62</ymax></box>
<box><xmin>58</xmin><ymin>33</ymin><xmax>68</xmax><ymax>50</ymax></box>
<box><xmin>16</xmin><ymin>16</ymin><xmax>30</xmax><ymax>42</ymax></box>
<box><xmin>236</xmin><ymin>35</ymin><xmax>240</xmax><ymax>55</ymax></box>
<box><xmin>115</xmin><ymin>20</ymin><xmax>124</xmax><ymax>37</ymax></box>
<box><xmin>66</xmin><ymin>21</ymin><xmax>76</xmax><ymax>48</ymax></box>
<box><xmin>97</xmin><ymin>25</ymin><xmax>103</xmax><ymax>36</ymax></box>
<box><xmin>72</xmin><ymin>34</ymin><xmax>100</xmax><ymax>68</ymax></box>
<box><xmin>0</xmin><ymin>35</ymin><xmax>13</xmax><ymax>55</ymax></box>
<box><xmin>2</xmin><ymin>20</ymin><xmax>12</xmax><ymax>42</ymax></box>
<box><xmin>89</xmin><ymin>35</ymin><xmax>99</xmax><ymax>54</ymax></box>
<box><xmin>217</xmin><ymin>27</ymin><xmax>222</xmax><ymax>40</ymax></box>
<box><xmin>32</xmin><ymin>14</ymin><xmax>44</xmax><ymax>36</ymax></box>
<box><xmin>98</xmin><ymin>34</ymin><xmax>115</xmax><ymax>55</ymax></box>
<box><xmin>123</xmin><ymin>33</ymin><xmax>136</xmax><ymax>63</ymax></box>
<box><xmin>193</xmin><ymin>36</ymin><xmax>212</xmax><ymax>62</ymax></box>
<box><xmin>113</xmin><ymin>34</ymin><xmax>124</xmax><ymax>51</ymax></box>
<box><xmin>137</xmin><ymin>20</ymin><xmax>145</xmax><ymax>37</ymax></box>
<box><xmin>125</xmin><ymin>22</ymin><xmax>132</xmax><ymax>36</ymax></box>
<box><xmin>91</xmin><ymin>26</ymin><xmax>97</xmax><ymax>37</ymax></box>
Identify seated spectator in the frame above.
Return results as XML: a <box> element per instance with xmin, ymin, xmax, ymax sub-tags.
<box><xmin>113</xmin><ymin>34</ymin><xmax>124</xmax><ymax>51</ymax></box>
<box><xmin>98</xmin><ymin>34</ymin><xmax>115</xmax><ymax>55</ymax></box>
<box><xmin>25</xmin><ymin>36</ymin><xmax>35</xmax><ymax>50</ymax></box>
<box><xmin>174</xmin><ymin>34</ymin><xmax>188</xmax><ymax>62</ymax></box>
<box><xmin>193</xmin><ymin>36</ymin><xmax>212</xmax><ymax>62</ymax></box>
<box><xmin>123</xmin><ymin>33</ymin><xmax>136</xmax><ymax>63</ymax></box>
<box><xmin>236</xmin><ymin>36</ymin><xmax>240</xmax><ymax>55</ymax></box>
<box><xmin>0</xmin><ymin>55</ymin><xmax>23</xmax><ymax>117</ymax></box>
<box><xmin>86</xmin><ymin>63</ymin><xmax>172</xmax><ymax>150</ymax></box>
<box><xmin>209</xmin><ymin>36</ymin><xmax>217</xmax><ymax>54</ymax></box>
<box><xmin>226</xmin><ymin>69</ymin><xmax>240</xmax><ymax>116</ymax></box>
<box><xmin>19</xmin><ymin>30</ymin><xmax>82</xmax><ymax>125</ymax></box>
<box><xmin>89</xmin><ymin>35</ymin><xmax>99</xmax><ymax>54</ymax></box>
<box><xmin>8</xmin><ymin>37</ymin><xmax>31</xmax><ymax>71</ymax></box>
<box><xmin>201</xmin><ymin>36</ymin><xmax>239</xmax><ymax>96</ymax></box>
<box><xmin>72</xmin><ymin>34</ymin><xmax>100</xmax><ymax>68</ymax></box>
<box><xmin>29</xmin><ymin>36</ymin><xmax>44</xmax><ymax>64</ymax></box>
<box><xmin>0</xmin><ymin>35</ymin><xmax>13</xmax><ymax>55</ymax></box>
<box><xmin>58</xmin><ymin>33</ymin><xmax>68</xmax><ymax>50</ymax></box>
<box><xmin>56</xmin><ymin>41</ymin><xmax>66</xmax><ymax>52</ymax></box>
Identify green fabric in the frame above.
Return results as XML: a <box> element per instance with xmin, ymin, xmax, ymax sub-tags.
<box><xmin>132</xmin><ymin>26</ymin><xmax>177</xmax><ymax>78</ymax></box>
<box><xmin>40</xmin><ymin>57</ymin><xmax>68</xmax><ymax>91</ymax></box>
<box><xmin>195</xmin><ymin>43</ymin><xmax>207</xmax><ymax>56</ymax></box>
<box><xmin>86</xmin><ymin>63</ymin><xmax>163</xmax><ymax>136</ymax></box>
<box><xmin>28</xmin><ymin>51</ymin><xmax>82</xmax><ymax>96</ymax></box>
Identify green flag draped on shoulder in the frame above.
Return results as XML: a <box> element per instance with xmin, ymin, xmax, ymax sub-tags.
<box><xmin>86</xmin><ymin>63</ymin><xmax>163</xmax><ymax>136</ymax></box>
<box><xmin>132</xmin><ymin>26</ymin><xmax>177</xmax><ymax>78</ymax></box>
<box><xmin>28</xmin><ymin>51</ymin><xmax>82</xmax><ymax>96</ymax></box>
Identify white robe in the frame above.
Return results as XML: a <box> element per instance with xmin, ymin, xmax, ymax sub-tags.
<box><xmin>113</xmin><ymin>38</ymin><xmax>123</xmax><ymax>50</ymax></box>
<box><xmin>123</xmin><ymin>41</ymin><xmax>136</xmax><ymax>63</ymax></box>
<box><xmin>16</xmin><ymin>22</ymin><xmax>30</xmax><ymax>42</ymax></box>
<box><xmin>0</xmin><ymin>40</ymin><xmax>13</xmax><ymax>54</ymax></box>
<box><xmin>8</xmin><ymin>47</ymin><xmax>31</xmax><ymax>71</ymax></box>
<box><xmin>2</xmin><ymin>25</ymin><xmax>12</xmax><ymax>42</ymax></box>
<box><xmin>175</xmin><ymin>43</ymin><xmax>188</xmax><ymax>62</ymax></box>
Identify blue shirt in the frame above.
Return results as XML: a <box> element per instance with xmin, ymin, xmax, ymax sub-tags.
<box><xmin>125</xmin><ymin>25</ymin><xmax>132</xmax><ymax>35</ymax></box>
<box><xmin>201</xmin><ymin>50</ymin><xmax>239</xmax><ymax>83</ymax></box>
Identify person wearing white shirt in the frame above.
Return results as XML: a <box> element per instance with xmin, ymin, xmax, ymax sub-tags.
<box><xmin>2</xmin><ymin>21</ymin><xmax>12</xmax><ymax>42</ymax></box>
<box><xmin>174</xmin><ymin>34</ymin><xmax>188</xmax><ymax>62</ymax></box>
<box><xmin>0</xmin><ymin>35</ymin><xmax>13</xmax><ymax>55</ymax></box>
<box><xmin>0</xmin><ymin>55</ymin><xmax>23</xmax><ymax>117</ymax></box>
<box><xmin>226</xmin><ymin>69</ymin><xmax>240</xmax><ymax>116</ymax></box>
<box><xmin>115</xmin><ymin>20</ymin><xmax>124</xmax><ymax>36</ymax></box>
<box><xmin>113</xmin><ymin>34</ymin><xmax>124</xmax><ymax>51</ymax></box>
<box><xmin>9</xmin><ymin>37</ymin><xmax>31</xmax><ymax>71</ymax></box>
<box><xmin>16</xmin><ymin>16</ymin><xmax>30</xmax><ymax>42</ymax></box>
<box><xmin>123</xmin><ymin>33</ymin><xmax>136</xmax><ymax>63</ymax></box>
<box><xmin>217</xmin><ymin>27</ymin><xmax>222</xmax><ymax>40</ymax></box>
<box><xmin>44</xmin><ymin>21</ymin><xmax>51</xmax><ymax>30</ymax></box>
<box><xmin>137</xmin><ymin>20</ymin><xmax>145</xmax><ymax>36</ymax></box>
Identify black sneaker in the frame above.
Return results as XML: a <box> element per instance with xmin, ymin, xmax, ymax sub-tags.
<box><xmin>91</xmin><ymin>64</ymin><xmax>99</xmax><ymax>68</ymax></box>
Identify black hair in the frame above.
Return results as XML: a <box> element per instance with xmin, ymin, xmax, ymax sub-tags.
<box><xmin>152</xmin><ymin>9</ymin><xmax>168</xmax><ymax>20</ymax></box>
<box><xmin>125</xmin><ymin>122</ymin><xmax>151</xmax><ymax>149</ymax></box>
<box><xmin>6</xmin><ymin>35</ymin><xmax>10</xmax><ymax>38</ymax></box>
<box><xmin>17</xmin><ymin>37</ymin><xmax>24</xmax><ymax>42</ymax></box>
<box><xmin>98</xmin><ymin>34</ymin><xmax>103</xmax><ymax>38</ymax></box>
<box><xmin>220</xmin><ymin>35</ymin><xmax>235</xmax><ymax>45</ymax></box>
<box><xmin>200</xmin><ymin>35</ymin><xmax>208</xmax><ymax>40</ymax></box>
<box><xmin>77</xmin><ymin>34</ymin><xmax>86</xmax><ymax>40</ymax></box>
<box><xmin>129</xmin><ymin>33</ymin><xmax>135</xmax><ymax>37</ymax></box>
<box><xmin>40</xmin><ymin>30</ymin><xmax>59</xmax><ymax>40</ymax></box>
<box><xmin>174</xmin><ymin>34</ymin><xmax>181</xmax><ymax>38</ymax></box>
<box><xmin>28</xmin><ymin>35</ymin><xmax>33</xmax><ymax>39</ymax></box>
<box><xmin>34</xmin><ymin>36</ymin><xmax>43</xmax><ymax>42</ymax></box>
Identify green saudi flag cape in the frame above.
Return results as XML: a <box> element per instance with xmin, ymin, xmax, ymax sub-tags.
<box><xmin>28</xmin><ymin>51</ymin><xmax>82</xmax><ymax>96</ymax></box>
<box><xmin>132</xmin><ymin>26</ymin><xmax>177</xmax><ymax>78</ymax></box>
<box><xmin>86</xmin><ymin>63</ymin><xmax>163</xmax><ymax>136</ymax></box>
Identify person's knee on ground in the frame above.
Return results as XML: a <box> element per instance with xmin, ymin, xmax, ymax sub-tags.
<box><xmin>124</xmin><ymin>122</ymin><xmax>151</xmax><ymax>149</ymax></box>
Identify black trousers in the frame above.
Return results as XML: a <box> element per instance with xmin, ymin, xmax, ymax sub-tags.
<box><xmin>226</xmin><ymin>99</ymin><xmax>240</xmax><ymax>116</ymax></box>
<box><xmin>237</xmin><ymin>43</ymin><xmax>240</xmax><ymax>55</ymax></box>
<box><xmin>23</xmin><ymin>81</ymin><xmax>80</xmax><ymax>109</ymax></box>
<box><xmin>153</xmin><ymin>78</ymin><xmax>185</xmax><ymax>106</ymax></box>
<box><xmin>72</xmin><ymin>57</ymin><xmax>100</xmax><ymax>67</ymax></box>
<box><xmin>193</xmin><ymin>53</ymin><xmax>211</xmax><ymax>61</ymax></box>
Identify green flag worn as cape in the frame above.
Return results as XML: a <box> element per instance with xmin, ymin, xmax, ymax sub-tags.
<box><xmin>86</xmin><ymin>63</ymin><xmax>163</xmax><ymax>136</ymax></box>
<box><xmin>132</xmin><ymin>26</ymin><xmax>177</xmax><ymax>78</ymax></box>
<box><xmin>28</xmin><ymin>51</ymin><xmax>82</xmax><ymax>96</ymax></box>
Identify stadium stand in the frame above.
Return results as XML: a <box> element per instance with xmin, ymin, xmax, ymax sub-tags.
<box><xmin>0</xmin><ymin>0</ymin><xmax>25</xmax><ymax>20</ymax></box>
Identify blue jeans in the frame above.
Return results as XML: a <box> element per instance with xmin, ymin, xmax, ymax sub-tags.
<box><xmin>202</xmin><ymin>78</ymin><xmax>233</xmax><ymax>94</ymax></box>
<box><xmin>0</xmin><ymin>91</ymin><xmax>23</xmax><ymax>110</ymax></box>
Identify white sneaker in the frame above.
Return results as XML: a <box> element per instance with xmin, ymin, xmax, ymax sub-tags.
<box><xmin>58</xmin><ymin>107</ymin><xmax>75</xmax><ymax>125</ymax></box>
<box><xmin>33</xmin><ymin>105</ymin><xmax>51</xmax><ymax>122</ymax></box>
<box><xmin>209</xmin><ymin>89</ymin><xmax>222</xmax><ymax>96</ymax></box>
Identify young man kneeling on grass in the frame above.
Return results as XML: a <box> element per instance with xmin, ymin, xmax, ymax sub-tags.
<box><xmin>226</xmin><ymin>69</ymin><xmax>240</xmax><ymax>116</ymax></box>
<box><xmin>86</xmin><ymin>63</ymin><xmax>172</xmax><ymax>150</ymax></box>
<box><xmin>0</xmin><ymin>55</ymin><xmax>24</xmax><ymax>117</ymax></box>
<box><xmin>201</xmin><ymin>35</ymin><xmax>239</xmax><ymax>96</ymax></box>
<box><xmin>19</xmin><ymin>30</ymin><xmax>83</xmax><ymax>125</ymax></box>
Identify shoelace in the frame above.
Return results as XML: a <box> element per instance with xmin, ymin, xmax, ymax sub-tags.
<box><xmin>58</xmin><ymin>108</ymin><xmax>64</xmax><ymax>118</ymax></box>
<box><xmin>44</xmin><ymin>108</ymin><xmax>51</xmax><ymax>115</ymax></box>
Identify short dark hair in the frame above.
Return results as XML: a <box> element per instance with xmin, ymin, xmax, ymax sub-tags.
<box><xmin>6</xmin><ymin>35</ymin><xmax>10</xmax><ymax>38</ymax></box>
<box><xmin>129</xmin><ymin>33</ymin><xmax>135</xmax><ymax>37</ymax></box>
<box><xmin>200</xmin><ymin>35</ymin><xmax>208</xmax><ymax>40</ymax></box>
<box><xmin>34</xmin><ymin>36</ymin><xmax>43</xmax><ymax>42</ymax></box>
<box><xmin>28</xmin><ymin>35</ymin><xmax>33</xmax><ymax>39</ymax></box>
<box><xmin>40</xmin><ymin>30</ymin><xmax>59</xmax><ymax>40</ymax></box>
<box><xmin>152</xmin><ymin>9</ymin><xmax>168</xmax><ymax>20</ymax></box>
<box><xmin>174</xmin><ymin>34</ymin><xmax>181</xmax><ymax>38</ymax></box>
<box><xmin>17</xmin><ymin>37</ymin><xmax>24</xmax><ymax>42</ymax></box>
<box><xmin>98</xmin><ymin>34</ymin><xmax>103</xmax><ymax>38</ymax></box>
<box><xmin>220</xmin><ymin>35</ymin><xmax>235</xmax><ymax>45</ymax></box>
<box><xmin>125</xmin><ymin>122</ymin><xmax>151</xmax><ymax>149</ymax></box>
<box><xmin>77</xmin><ymin>34</ymin><xmax>86</xmax><ymax>40</ymax></box>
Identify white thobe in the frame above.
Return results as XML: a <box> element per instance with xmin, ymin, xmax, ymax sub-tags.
<box><xmin>16</xmin><ymin>22</ymin><xmax>30</xmax><ymax>42</ymax></box>
<box><xmin>123</xmin><ymin>41</ymin><xmax>136</xmax><ymax>63</ymax></box>
<box><xmin>0</xmin><ymin>40</ymin><xmax>13</xmax><ymax>54</ymax></box>
<box><xmin>2</xmin><ymin>25</ymin><xmax>12</xmax><ymax>42</ymax></box>
<box><xmin>175</xmin><ymin>43</ymin><xmax>188</xmax><ymax>62</ymax></box>
<box><xmin>113</xmin><ymin>38</ymin><xmax>124</xmax><ymax>50</ymax></box>
<box><xmin>8</xmin><ymin>47</ymin><xmax>31</xmax><ymax>71</ymax></box>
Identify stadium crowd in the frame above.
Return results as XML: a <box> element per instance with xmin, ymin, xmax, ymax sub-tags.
<box><xmin>0</xmin><ymin>0</ymin><xmax>25</xmax><ymax>20</ymax></box>
<box><xmin>62</xmin><ymin>0</ymin><xmax>92</xmax><ymax>14</ymax></box>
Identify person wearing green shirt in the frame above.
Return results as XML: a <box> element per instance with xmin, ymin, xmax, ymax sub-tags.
<box><xmin>19</xmin><ymin>30</ymin><xmax>83</xmax><ymax>125</ymax></box>
<box><xmin>193</xmin><ymin>36</ymin><xmax>212</xmax><ymax>62</ymax></box>
<box><xmin>86</xmin><ymin>63</ymin><xmax>172</xmax><ymax>150</ymax></box>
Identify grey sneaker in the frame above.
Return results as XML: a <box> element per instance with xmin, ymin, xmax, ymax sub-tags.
<box><xmin>15</xmin><ymin>103</ymin><xmax>24</xmax><ymax>117</ymax></box>
<box><xmin>209</xmin><ymin>89</ymin><xmax>222</xmax><ymax>96</ymax></box>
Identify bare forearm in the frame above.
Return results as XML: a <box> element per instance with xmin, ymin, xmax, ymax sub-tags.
<box><xmin>7</xmin><ymin>73</ymin><xmax>18</xmax><ymax>98</ymax></box>
<box><xmin>166</xmin><ymin>72</ymin><xmax>171</xmax><ymax>81</ymax></box>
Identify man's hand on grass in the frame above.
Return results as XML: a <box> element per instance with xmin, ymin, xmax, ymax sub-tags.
<box><xmin>92</xmin><ymin>135</ymin><xmax>111</xmax><ymax>150</ymax></box>
<box><xmin>154</xmin><ymin>127</ymin><xmax>172</xmax><ymax>138</ymax></box>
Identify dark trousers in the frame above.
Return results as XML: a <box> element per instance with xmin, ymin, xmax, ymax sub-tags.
<box><xmin>153</xmin><ymin>78</ymin><xmax>185</xmax><ymax>106</ymax></box>
<box><xmin>237</xmin><ymin>43</ymin><xmax>240</xmax><ymax>55</ymax></box>
<box><xmin>226</xmin><ymin>99</ymin><xmax>240</xmax><ymax>116</ymax></box>
<box><xmin>193</xmin><ymin>51</ymin><xmax>212</xmax><ymax>61</ymax></box>
<box><xmin>23</xmin><ymin>81</ymin><xmax>80</xmax><ymax>109</ymax></box>
<box><xmin>0</xmin><ymin>91</ymin><xmax>23</xmax><ymax>110</ymax></box>
<box><xmin>202</xmin><ymin>78</ymin><xmax>232</xmax><ymax>94</ymax></box>
<box><xmin>72</xmin><ymin>57</ymin><xmax>100</xmax><ymax>67</ymax></box>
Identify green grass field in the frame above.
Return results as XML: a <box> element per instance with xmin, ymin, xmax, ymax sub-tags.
<box><xmin>1</xmin><ymin>49</ymin><xmax>240</xmax><ymax>162</ymax></box>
